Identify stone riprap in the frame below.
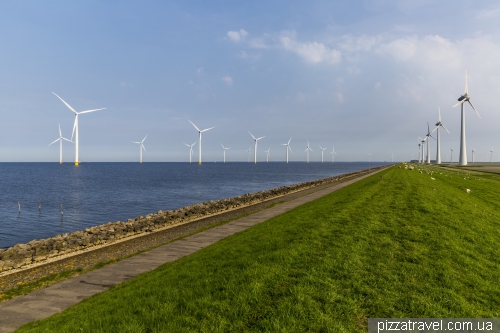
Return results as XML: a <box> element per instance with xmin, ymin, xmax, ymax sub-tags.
<box><xmin>0</xmin><ymin>167</ymin><xmax>383</xmax><ymax>274</ymax></box>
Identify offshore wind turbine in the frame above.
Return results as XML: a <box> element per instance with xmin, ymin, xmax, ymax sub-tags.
<box><xmin>246</xmin><ymin>147</ymin><xmax>251</xmax><ymax>162</ymax></box>
<box><xmin>52</xmin><ymin>92</ymin><xmax>106</xmax><ymax>166</ymax></box>
<box><xmin>188</xmin><ymin>120</ymin><xmax>215</xmax><ymax>165</ymax></box>
<box><xmin>48</xmin><ymin>123</ymin><xmax>72</xmax><ymax>164</ymax></box>
<box><xmin>132</xmin><ymin>135</ymin><xmax>147</xmax><ymax>163</ymax></box>
<box><xmin>425</xmin><ymin>122</ymin><xmax>435</xmax><ymax>164</ymax></box>
<box><xmin>453</xmin><ymin>69</ymin><xmax>481</xmax><ymax>166</ymax></box>
<box><xmin>432</xmin><ymin>107</ymin><xmax>450</xmax><ymax>164</ymax></box>
<box><xmin>305</xmin><ymin>141</ymin><xmax>313</xmax><ymax>163</ymax></box>
<box><xmin>281</xmin><ymin>137</ymin><xmax>292</xmax><ymax>163</ymax></box>
<box><xmin>330</xmin><ymin>146</ymin><xmax>337</xmax><ymax>162</ymax></box>
<box><xmin>221</xmin><ymin>144</ymin><xmax>230</xmax><ymax>163</ymax></box>
<box><xmin>319</xmin><ymin>145</ymin><xmax>327</xmax><ymax>163</ymax></box>
<box><xmin>368</xmin><ymin>153</ymin><xmax>372</xmax><ymax>162</ymax></box>
<box><xmin>184</xmin><ymin>141</ymin><xmax>196</xmax><ymax>163</ymax></box>
<box><xmin>264</xmin><ymin>148</ymin><xmax>270</xmax><ymax>162</ymax></box>
<box><xmin>249</xmin><ymin>132</ymin><xmax>265</xmax><ymax>164</ymax></box>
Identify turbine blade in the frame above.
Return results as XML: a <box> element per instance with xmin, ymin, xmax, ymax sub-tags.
<box><xmin>132</xmin><ymin>141</ymin><xmax>140</xmax><ymax>144</ymax></box>
<box><xmin>142</xmin><ymin>144</ymin><xmax>147</xmax><ymax>153</ymax></box>
<box><xmin>58</xmin><ymin>123</ymin><xmax>62</xmax><ymax>137</ymax></box>
<box><xmin>452</xmin><ymin>101</ymin><xmax>464</xmax><ymax>108</ymax></box>
<box><xmin>71</xmin><ymin>117</ymin><xmax>77</xmax><ymax>142</ymax></box>
<box><xmin>257</xmin><ymin>136</ymin><xmax>265</xmax><ymax>140</ymax></box>
<box><xmin>468</xmin><ymin>100</ymin><xmax>481</xmax><ymax>119</ymax></box>
<box><xmin>184</xmin><ymin>143</ymin><xmax>190</xmax><ymax>147</ymax></box>
<box><xmin>48</xmin><ymin>138</ymin><xmax>60</xmax><ymax>146</ymax></box>
<box><xmin>79</xmin><ymin>108</ymin><xmax>106</xmax><ymax>114</ymax></box>
<box><xmin>431</xmin><ymin>126</ymin><xmax>439</xmax><ymax>133</ymax></box>
<box><xmin>248</xmin><ymin>131</ymin><xmax>256</xmax><ymax>140</ymax></box>
<box><xmin>288</xmin><ymin>137</ymin><xmax>292</xmax><ymax>144</ymax></box>
<box><xmin>441</xmin><ymin>124</ymin><xmax>451</xmax><ymax>134</ymax></box>
<box><xmin>464</xmin><ymin>68</ymin><xmax>468</xmax><ymax>95</ymax></box>
<box><xmin>201</xmin><ymin>126</ymin><xmax>215</xmax><ymax>132</ymax></box>
<box><xmin>62</xmin><ymin>138</ymin><xmax>72</xmax><ymax>142</ymax></box>
<box><xmin>188</xmin><ymin>119</ymin><xmax>201</xmax><ymax>132</ymax></box>
<box><xmin>52</xmin><ymin>92</ymin><xmax>77</xmax><ymax>114</ymax></box>
<box><xmin>438</xmin><ymin>107</ymin><xmax>441</xmax><ymax>122</ymax></box>
<box><xmin>288</xmin><ymin>146</ymin><xmax>293</xmax><ymax>153</ymax></box>
<box><xmin>142</xmin><ymin>135</ymin><xmax>147</xmax><ymax>143</ymax></box>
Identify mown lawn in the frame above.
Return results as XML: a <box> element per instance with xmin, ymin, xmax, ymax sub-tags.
<box><xmin>17</xmin><ymin>165</ymin><xmax>500</xmax><ymax>332</ymax></box>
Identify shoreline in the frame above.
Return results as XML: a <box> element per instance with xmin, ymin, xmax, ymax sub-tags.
<box><xmin>0</xmin><ymin>165</ymin><xmax>389</xmax><ymax>291</ymax></box>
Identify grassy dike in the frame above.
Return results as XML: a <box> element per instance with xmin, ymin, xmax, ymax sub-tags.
<box><xmin>17</xmin><ymin>165</ymin><xmax>500</xmax><ymax>332</ymax></box>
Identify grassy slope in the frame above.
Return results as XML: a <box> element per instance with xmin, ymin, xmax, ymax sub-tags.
<box><xmin>18</xmin><ymin>165</ymin><xmax>500</xmax><ymax>332</ymax></box>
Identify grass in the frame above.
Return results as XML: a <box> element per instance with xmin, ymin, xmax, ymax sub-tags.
<box><xmin>16</xmin><ymin>165</ymin><xmax>500</xmax><ymax>332</ymax></box>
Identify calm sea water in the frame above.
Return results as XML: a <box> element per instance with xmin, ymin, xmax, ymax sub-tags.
<box><xmin>0</xmin><ymin>162</ymin><xmax>388</xmax><ymax>248</ymax></box>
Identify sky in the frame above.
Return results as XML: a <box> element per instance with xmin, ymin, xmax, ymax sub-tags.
<box><xmin>1</xmin><ymin>0</ymin><xmax>499</xmax><ymax>162</ymax></box>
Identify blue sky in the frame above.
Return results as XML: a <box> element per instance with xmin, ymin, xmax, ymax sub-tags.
<box><xmin>1</xmin><ymin>1</ymin><xmax>500</xmax><ymax>162</ymax></box>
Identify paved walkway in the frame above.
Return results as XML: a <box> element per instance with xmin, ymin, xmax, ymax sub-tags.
<box><xmin>0</xmin><ymin>168</ymin><xmax>384</xmax><ymax>332</ymax></box>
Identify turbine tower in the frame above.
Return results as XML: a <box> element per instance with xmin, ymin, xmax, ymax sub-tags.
<box><xmin>450</xmin><ymin>148</ymin><xmax>454</xmax><ymax>163</ymax></box>
<box><xmin>249</xmin><ymin>132</ymin><xmax>265</xmax><ymax>164</ymax></box>
<box><xmin>246</xmin><ymin>147</ymin><xmax>251</xmax><ymax>162</ymax></box>
<box><xmin>471</xmin><ymin>148</ymin><xmax>475</xmax><ymax>163</ymax></box>
<box><xmin>188</xmin><ymin>120</ymin><xmax>215</xmax><ymax>165</ymax></box>
<box><xmin>264</xmin><ymin>148</ymin><xmax>270</xmax><ymax>163</ymax></box>
<box><xmin>391</xmin><ymin>153</ymin><xmax>394</xmax><ymax>163</ymax></box>
<box><xmin>221</xmin><ymin>144</ymin><xmax>230</xmax><ymax>163</ymax></box>
<box><xmin>132</xmin><ymin>135</ymin><xmax>147</xmax><ymax>163</ymax></box>
<box><xmin>330</xmin><ymin>146</ymin><xmax>337</xmax><ymax>162</ymax></box>
<box><xmin>419</xmin><ymin>137</ymin><xmax>427</xmax><ymax>164</ymax></box>
<box><xmin>305</xmin><ymin>141</ymin><xmax>313</xmax><ymax>163</ymax></box>
<box><xmin>52</xmin><ymin>93</ymin><xmax>105</xmax><ymax>166</ymax></box>
<box><xmin>418</xmin><ymin>141</ymin><xmax>422</xmax><ymax>163</ymax></box>
<box><xmin>48</xmin><ymin>123</ymin><xmax>72</xmax><ymax>164</ymax></box>
<box><xmin>432</xmin><ymin>107</ymin><xmax>450</xmax><ymax>164</ymax></box>
<box><xmin>425</xmin><ymin>122</ymin><xmax>435</xmax><ymax>164</ymax></box>
<box><xmin>184</xmin><ymin>141</ymin><xmax>197</xmax><ymax>163</ymax></box>
<box><xmin>319</xmin><ymin>145</ymin><xmax>327</xmax><ymax>163</ymax></box>
<box><xmin>281</xmin><ymin>137</ymin><xmax>292</xmax><ymax>163</ymax></box>
<box><xmin>453</xmin><ymin>69</ymin><xmax>481</xmax><ymax>166</ymax></box>
<box><xmin>368</xmin><ymin>153</ymin><xmax>372</xmax><ymax>162</ymax></box>
<box><xmin>490</xmin><ymin>149</ymin><xmax>493</xmax><ymax>163</ymax></box>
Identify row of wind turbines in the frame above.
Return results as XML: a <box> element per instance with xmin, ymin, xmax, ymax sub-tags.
<box><xmin>47</xmin><ymin>93</ymin><xmax>339</xmax><ymax>165</ymax></box>
<box><xmin>184</xmin><ymin>120</ymin><xmax>338</xmax><ymax>164</ymax></box>
<box><xmin>416</xmin><ymin>69</ymin><xmax>490</xmax><ymax>166</ymax></box>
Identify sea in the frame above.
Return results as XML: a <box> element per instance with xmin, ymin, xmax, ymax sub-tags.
<box><xmin>0</xmin><ymin>162</ymin><xmax>389</xmax><ymax>249</ymax></box>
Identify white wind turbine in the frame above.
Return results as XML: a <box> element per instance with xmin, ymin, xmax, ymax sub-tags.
<box><xmin>249</xmin><ymin>132</ymin><xmax>265</xmax><ymax>164</ymax></box>
<box><xmin>319</xmin><ymin>145</ymin><xmax>327</xmax><ymax>163</ymax></box>
<box><xmin>368</xmin><ymin>153</ymin><xmax>372</xmax><ymax>162</ymax></box>
<box><xmin>132</xmin><ymin>135</ymin><xmax>147</xmax><ymax>163</ymax></box>
<box><xmin>391</xmin><ymin>153</ymin><xmax>394</xmax><ymax>163</ymax></box>
<box><xmin>432</xmin><ymin>107</ymin><xmax>450</xmax><ymax>165</ymax></box>
<box><xmin>425</xmin><ymin>122</ymin><xmax>435</xmax><ymax>164</ymax></box>
<box><xmin>450</xmin><ymin>148</ymin><xmax>454</xmax><ymax>163</ymax></box>
<box><xmin>471</xmin><ymin>148</ymin><xmax>476</xmax><ymax>163</ymax></box>
<box><xmin>453</xmin><ymin>69</ymin><xmax>481</xmax><ymax>166</ymax></box>
<box><xmin>264</xmin><ymin>148</ymin><xmax>270</xmax><ymax>162</ymax></box>
<box><xmin>418</xmin><ymin>137</ymin><xmax>427</xmax><ymax>164</ymax></box>
<box><xmin>330</xmin><ymin>146</ymin><xmax>337</xmax><ymax>163</ymax></box>
<box><xmin>417</xmin><ymin>141</ymin><xmax>422</xmax><ymax>163</ymax></box>
<box><xmin>221</xmin><ymin>144</ymin><xmax>230</xmax><ymax>163</ymax></box>
<box><xmin>490</xmin><ymin>149</ymin><xmax>493</xmax><ymax>163</ymax></box>
<box><xmin>282</xmin><ymin>137</ymin><xmax>292</xmax><ymax>163</ymax></box>
<box><xmin>48</xmin><ymin>123</ymin><xmax>72</xmax><ymax>164</ymax></box>
<box><xmin>305</xmin><ymin>141</ymin><xmax>313</xmax><ymax>163</ymax></box>
<box><xmin>188</xmin><ymin>120</ymin><xmax>215</xmax><ymax>165</ymax></box>
<box><xmin>52</xmin><ymin>92</ymin><xmax>105</xmax><ymax>166</ymax></box>
<box><xmin>246</xmin><ymin>147</ymin><xmax>251</xmax><ymax>162</ymax></box>
<box><xmin>184</xmin><ymin>141</ymin><xmax>197</xmax><ymax>163</ymax></box>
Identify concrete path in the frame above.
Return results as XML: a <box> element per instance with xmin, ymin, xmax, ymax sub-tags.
<box><xmin>0</xmin><ymin>168</ymin><xmax>384</xmax><ymax>332</ymax></box>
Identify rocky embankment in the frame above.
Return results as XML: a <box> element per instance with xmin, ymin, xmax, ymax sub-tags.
<box><xmin>0</xmin><ymin>166</ymin><xmax>385</xmax><ymax>273</ymax></box>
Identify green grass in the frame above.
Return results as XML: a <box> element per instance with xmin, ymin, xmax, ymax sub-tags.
<box><xmin>17</xmin><ymin>165</ymin><xmax>500</xmax><ymax>332</ymax></box>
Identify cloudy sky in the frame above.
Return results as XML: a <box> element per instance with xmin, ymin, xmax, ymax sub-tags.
<box><xmin>1</xmin><ymin>1</ymin><xmax>499</xmax><ymax>162</ymax></box>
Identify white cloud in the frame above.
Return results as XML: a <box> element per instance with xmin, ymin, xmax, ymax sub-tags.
<box><xmin>337</xmin><ymin>92</ymin><xmax>344</xmax><ymax>103</ymax></box>
<box><xmin>197</xmin><ymin>67</ymin><xmax>204</xmax><ymax>75</ymax></box>
<box><xmin>280</xmin><ymin>36</ymin><xmax>341</xmax><ymax>64</ymax></box>
<box><xmin>339</xmin><ymin>35</ymin><xmax>380</xmax><ymax>52</ymax></box>
<box><xmin>476</xmin><ymin>6</ymin><xmax>500</xmax><ymax>19</ymax></box>
<box><xmin>227</xmin><ymin>29</ymin><xmax>248</xmax><ymax>42</ymax></box>
<box><xmin>221</xmin><ymin>76</ymin><xmax>233</xmax><ymax>86</ymax></box>
<box><xmin>376</xmin><ymin>37</ymin><xmax>417</xmax><ymax>61</ymax></box>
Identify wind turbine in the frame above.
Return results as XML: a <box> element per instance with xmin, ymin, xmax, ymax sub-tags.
<box><xmin>368</xmin><ymin>153</ymin><xmax>372</xmax><ymax>162</ymax></box>
<box><xmin>330</xmin><ymin>146</ymin><xmax>337</xmax><ymax>162</ymax></box>
<box><xmin>305</xmin><ymin>141</ymin><xmax>313</xmax><ymax>163</ymax></box>
<box><xmin>418</xmin><ymin>141</ymin><xmax>422</xmax><ymax>163</ymax></box>
<box><xmin>184</xmin><ymin>141</ymin><xmax>196</xmax><ymax>163</ymax></box>
<box><xmin>221</xmin><ymin>144</ymin><xmax>230</xmax><ymax>163</ymax></box>
<box><xmin>246</xmin><ymin>147</ymin><xmax>251</xmax><ymax>162</ymax></box>
<box><xmin>132</xmin><ymin>135</ymin><xmax>147</xmax><ymax>163</ymax></box>
<box><xmin>450</xmin><ymin>148</ymin><xmax>454</xmax><ymax>163</ymax></box>
<box><xmin>490</xmin><ymin>149</ymin><xmax>494</xmax><ymax>163</ymax></box>
<box><xmin>471</xmin><ymin>148</ymin><xmax>476</xmax><ymax>163</ymax></box>
<box><xmin>391</xmin><ymin>153</ymin><xmax>394</xmax><ymax>163</ymax></box>
<box><xmin>319</xmin><ymin>145</ymin><xmax>327</xmax><ymax>163</ymax></box>
<box><xmin>453</xmin><ymin>69</ymin><xmax>481</xmax><ymax>166</ymax></box>
<box><xmin>48</xmin><ymin>123</ymin><xmax>72</xmax><ymax>164</ymax></box>
<box><xmin>419</xmin><ymin>137</ymin><xmax>427</xmax><ymax>164</ymax></box>
<box><xmin>281</xmin><ymin>137</ymin><xmax>292</xmax><ymax>163</ymax></box>
<box><xmin>424</xmin><ymin>122</ymin><xmax>436</xmax><ymax>164</ymax></box>
<box><xmin>188</xmin><ymin>120</ymin><xmax>215</xmax><ymax>165</ymax></box>
<box><xmin>264</xmin><ymin>148</ymin><xmax>270</xmax><ymax>163</ymax></box>
<box><xmin>52</xmin><ymin>92</ymin><xmax>105</xmax><ymax>166</ymax></box>
<box><xmin>432</xmin><ymin>107</ymin><xmax>450</xmax><ymax>164</ymax></box>
<box><xmin>249</xmin><ymin>132</ymin><xmax>265</xmax><ymax>164</ymax></box>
